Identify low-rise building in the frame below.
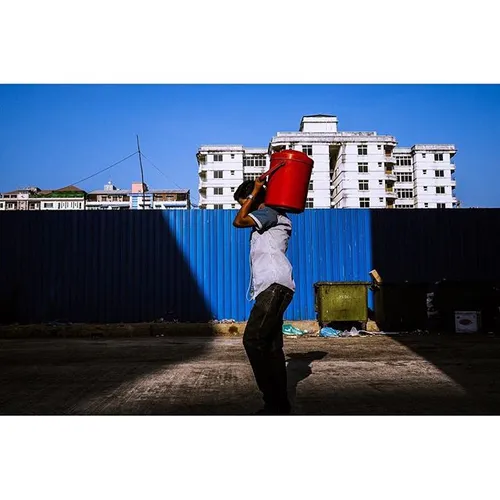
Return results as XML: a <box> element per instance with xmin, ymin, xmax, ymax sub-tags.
<box><xmin>87</xmin><ymin>182</ymin><xmax>191</xmax><ymax>210</ymax></box>
<box><xmin>0</xmin><ymin>185</ymin><xmax>86</xmax><ymax>211</ymax></box>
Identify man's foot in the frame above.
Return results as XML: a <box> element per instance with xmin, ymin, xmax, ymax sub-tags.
<box><xmin>252</xmin><ymin>406</ymin><xmax>292</xmax><ymax>415</ymax></box>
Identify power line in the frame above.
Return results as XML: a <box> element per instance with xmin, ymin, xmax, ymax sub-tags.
<box><xmin>69</xmin><ymin>151</ymin><xmax>138</xmax><ymax>186</ymax></box>
<box><xmin>140</xmin><ymin>153</ymin><xmax>199</xmax><ymax>208</ymax></box>
<box><xmin>140</xmin><ymin>153</ymin><xmax>184</xmax><ymax>190</ymax></box>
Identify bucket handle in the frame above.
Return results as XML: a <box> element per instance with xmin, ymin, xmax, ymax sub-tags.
<box><xmin>258</xmin><ymin>162</ymin><xmax>286</xmax><ymax>182</ymax></box>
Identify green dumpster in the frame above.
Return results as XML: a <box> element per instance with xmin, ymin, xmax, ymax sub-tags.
<box><xmin>314</xmin><ymin>281</ymin><xmax>370</xmax><ymax>326</ymax></box>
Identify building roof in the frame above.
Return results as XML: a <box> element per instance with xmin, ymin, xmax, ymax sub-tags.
<box><xmin>88</xmin><ymin>190</ymin><xmax>131</xmax><ymax>195</ymax></box>
<box><xmin>149</xmin><ymin>189</ymin><xmax>189</xmax><ymax>194</ymax></box>
<box><xmin>2</xmin><ymin>185</ymin><xmax>86</xmax><ymax>196</ymax></box>
<box><xmin>302</xmin><ymin>114</ymin><xmax>337</xmax><ymax>118</ymax></box>
<box><xmin>88</xmin><ymin>188</ymin><xmax>189</xmax><ymax>195</ymax></box>
<box><xmin>54</xmin><ymin>185</ymin><xmax>86</xmax><ymax>193</ymax></box>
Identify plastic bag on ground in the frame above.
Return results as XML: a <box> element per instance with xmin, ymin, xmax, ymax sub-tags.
<box><xmin>282</xmin><ymin>324</ymin><xmax>308</xmax><ymax>336</ymax></box>
<box><xmin>319</xmin><ymin>327</ymin><xmax>343</xmax><ymax>337</ymax></box>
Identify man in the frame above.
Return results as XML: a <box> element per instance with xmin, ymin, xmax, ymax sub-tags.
<box><xmin>232</xmin><ymin>178</ymin><xmax>295</xmax><ymax>415</ymax></box>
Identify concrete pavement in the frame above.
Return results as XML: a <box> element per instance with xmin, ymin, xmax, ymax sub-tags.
<box><xmin>1</xmin><ymin>334</ymin><xmax>500</xmax><ymax>415</ymax></box>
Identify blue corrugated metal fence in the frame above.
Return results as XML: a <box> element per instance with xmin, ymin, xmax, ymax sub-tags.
<box><xmin>1</xmin><ymin>209</ymin><xmax>500</xmax><ymax>324</ymax></box>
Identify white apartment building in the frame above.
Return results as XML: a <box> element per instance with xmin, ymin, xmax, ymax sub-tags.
<box><xmin>196</xmin><ymin>114</ymin><xmax>458</xmax><ymax>209</ymax></box>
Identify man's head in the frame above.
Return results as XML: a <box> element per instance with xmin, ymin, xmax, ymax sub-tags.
<box><xmin>234</xmin><ymin>180</ymin><xmax>266</xmax><ymax>207</ymax></box>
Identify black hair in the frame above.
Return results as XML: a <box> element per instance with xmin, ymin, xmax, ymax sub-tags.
<box><xmin>233</xmin><ymin>180</ymin><xmax>254</xmax><ymax>201</ymax></box>
<box><xmin>233</xmin><ymin>180</ymin><xmax>265</xmax><ymax>205</ymax></box>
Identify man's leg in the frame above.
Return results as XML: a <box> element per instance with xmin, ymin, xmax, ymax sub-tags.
<box><xmin>243</xmin><ymin>284</ymin><xmax>294</xmax><ymax>413</ymax></box>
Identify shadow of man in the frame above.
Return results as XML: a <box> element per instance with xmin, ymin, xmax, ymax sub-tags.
<box><xmin>286</xmin><ymin>351</ymin><xmax>327</xmax><ymax>410</ymax></box>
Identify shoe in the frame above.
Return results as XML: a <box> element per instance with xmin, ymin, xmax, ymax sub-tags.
<box><xmin>252</xmin><ymin>406</ymin><xmax>292</xmax><ymax>415</ymax></box>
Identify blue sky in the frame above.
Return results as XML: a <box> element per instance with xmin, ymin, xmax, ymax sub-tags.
<box><xmin>0</xmin><ymin>84</ymin><xmax>499</xmax><ymax>207</ymax></box>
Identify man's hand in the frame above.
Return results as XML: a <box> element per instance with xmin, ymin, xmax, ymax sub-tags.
<box><xmin>254</xmin><ymin>178</ymin><xmax>266</xmax><ymax>192</ymax></box>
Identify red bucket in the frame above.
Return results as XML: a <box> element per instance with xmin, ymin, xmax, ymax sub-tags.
<box><xmin>259</xmin><ymin>150</ymin><xmax>314</xmax><ymax>213</ymax></box>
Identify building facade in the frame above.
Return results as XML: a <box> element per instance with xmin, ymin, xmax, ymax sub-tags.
<box><xmin>0</xmin><ymin>185</ymin><xmax>86</xmax><ymax>211</ymax></box>
<box><xmin>87</xmin><ymin>182</ymin><xmax>191</xmax><ymax>210</ymax></box>
<box><xmin>196</xmin><ymin>115</ymin><xmax>458</xmax><ymax>209</ymax></box>
<box><xmin>1</xmin><ymin>182</ymin><xmax>191</xmax><ymax>211</ymax></box>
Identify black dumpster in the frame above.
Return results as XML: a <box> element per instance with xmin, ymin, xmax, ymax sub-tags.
<box><xmin>374</xmin><ymin>283</ymin><xmax>429</xmax><ymax>332</ymax></box>
<box><xmin>428</xmin><ymin>280</ymin><xmax>500</xmax><ymax>333</ymax></box>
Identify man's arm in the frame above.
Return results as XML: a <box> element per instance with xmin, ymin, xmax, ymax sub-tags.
<box><xmin>233</xmin><ymin>180</ymin><xmax>265</xmax><ymax>228</ymax></box>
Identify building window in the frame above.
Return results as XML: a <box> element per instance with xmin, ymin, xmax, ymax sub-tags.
<box><xmin>424</xmin><ymin>203</ymin><xmax>429</xmax><ymax>208</ymax></box>
<box><xmin>358</xmin><ymin>180</ymin><xmax>369</xmax><ymax>191</ymax></box>
<box><xmin>357</xmin><ymin>144</ymin><xmax>368</xmax><ymax>156</ymax></box>
<box><xmin>359</xmin><ymin>198</ymin><xmax>370</xmax><ymax>208</ymax></box>
<box><xmin>396</xmin><ymin>189</ymin><xmax>414</xmax><ymax>199</ymax></box>
<box><xmin>358</xmin><ymin>162</ymin><xmax>368</xmax><ymax>173</ymax></box>
<box><xmin>231</xmin><ymin>187</ymin><xmax>235</xmax><ymax>193</ymax></box>
<box><xmin>0</xmin><ymin>203</ymin><xmax>3</xmax><ymax>209</ymax></box>
<box><xmin>243</xmin><ymin>155</ymin><xmax>267</xmax><ymax>167</ymax></box>
<box><xmin>396</xmin><ymin>173</ymin><xmax>413</xmax><ymax>182</ymax></box>
<box><xmin>309</xmin><ymin>181</ymin><xmax>313</xmax><ymax>191</ymax></box>
<box><xmin>302</xmin><ymin>145</ymin><xmax>313</xmax><ymax>156</ymax></box>
<box><xmin>379</xmin><ymin>180</ymin><xmax>383</xmax><ymax>185</ymax></box>
<box><xmin>231</xmin><ymin>171</ymin><xmax>235</xmax><ymax>176</ymax></box>
<box><xmin>378</xmin><ymin>163</ymin><xmax>382</xmax><ymax>168</ymax></box>
<box><xmin>423</xmin><ymin>170</ymin><xmax>427</xmax><ymax>175</ymax></box>
<box><xmin>231</xmin><ymin>204</ymin><xmax>236</xmax><ymax>208</ymax></box>
<box><xmin>436</xmin><ymin>186</ymin><xmax>445</xmax><ymax>194</ymax></box>
<box><xmin>243</xmin><ymin>173</ymin><xmax>261</xmax><ymax>181</ymax></box>
<box><xmin>396</xmin><ymin>155</ymin><xmax>412</xmax><ymax>166</ymax></box>
<box><xmin>377</xmin><ymin>145</ymin><xmax>381</xmax><ymax>150</ymax></box>
<box><xmin>396</xmin><ymin>204</ymin><xmax>413</xmax><ymax>209</ymax></box>
<box><xmin>434</xmin><ymin>153</ymin><xmax>444</xmax><ymax>161</ymax></box>
<box><xmin>214</xmin><ymin>170</ymin><xmax>223</xmax><ymax>179</ymax></box>
<box><xmin>424</xmin><ymin>186</ymin><xmax>428</xmax><ymax>191</ymax></box>
<box><xmin>213</xmin><ymin>154</ymin><xmax>223</xmax><ymax>162</ymax></box>
<box><xmin>305</xmin><ymin>198</ymin><xmax>314</xmax><ymax>208</ymax></box>
<box><xmin>231</xmin><ymin>154</ymin><xmax>235</xmax><ymax>159</ymax></box>
<box><xmin>214</xmin><ymin>204</ymin><xmax>223</xmax><ymax>209</ymax></box>
<box><xmin>44</xmin><ymin>202</ymin><xmax>53</xmax><ymax>208</ymax></box>
<box><xmin>422</xmin><ymin>153</ymin><xmax>426</xmax><ymax>158</ymax></box>
<box><xmin>214</xmin><ymin>188</ymin><xmax>223</xmax><ymax>195</ymax></box>
<box><xmin>437</xmin><ymin>203</ymin><xmax>446</xmax><ymax>209</ymax></box>
<box><xmin>435</xmin><ymin>170</ymin><xmax>444</xmax><ymax>177</ymax></box>
<box><xmin>379</xmin><ymin>197</ymin><xmax>383</xmax><ymax>203</ymax></box>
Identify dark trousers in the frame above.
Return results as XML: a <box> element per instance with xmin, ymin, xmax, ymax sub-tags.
<box><xmin>243</xmin><ymin>283</ymin><xmax>294</xmax><ymax>414</ymax></box>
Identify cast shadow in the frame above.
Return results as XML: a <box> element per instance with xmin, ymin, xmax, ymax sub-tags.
<box><xmin>287</xmin><ymin>351</ymin><xmax>328</xmax><ymax>405</ymax></box>
<box><xmin>0</xmin><ymin>210</ymin><xmax>220</xmax><ymax>415</ymax></box>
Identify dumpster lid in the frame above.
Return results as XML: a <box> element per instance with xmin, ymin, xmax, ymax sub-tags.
<box><xmin>314</xmin><ymin>281</ymin><xmax>371</xmax><ymax>286</ymax></box>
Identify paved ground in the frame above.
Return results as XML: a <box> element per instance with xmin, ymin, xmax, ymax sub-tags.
<box><xmin>1</xmin><ymin>334</ymin><xmax>500</xmax><ymax>415</ymax></box>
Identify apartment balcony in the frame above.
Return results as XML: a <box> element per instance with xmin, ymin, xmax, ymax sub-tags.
<box><xmin>385</xmin><ymin>173</ymin><xmax>397</xmax><ymax>182</ymax></box>
<box><xmin>450</xmin><ymin>163</ymin><xmax>456</xmax><ymax>172</ymax></box>
<box><xmin>384</xmin><ymin>156</ymin><xmax>396</xmax><ymax>165</ymax></box>
<box><xmin>451</xmin><ymin>179</ymin><xmax>457</xmax><ymax>187</ymax></box>
<box><xmin>385</xmin><ymin>190</ymin><xmax>398</xmax><ymax>200</ymax></box>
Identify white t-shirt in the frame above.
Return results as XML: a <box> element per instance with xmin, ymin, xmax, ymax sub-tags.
<box><xmin>248</xmin><ymin>206</ymin><xmax>295</xmax><ymax>300</ymax></box>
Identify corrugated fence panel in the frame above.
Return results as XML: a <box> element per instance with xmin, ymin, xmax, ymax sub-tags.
<box><xmin>370</xmin><ymin>209</ymin><xmax>500</xmax><ymax>284</ymax></box>
<box><xmin>161</xmin><ymin>210</ymin><xmax>252</xmax><ymax>322</ymax></box>
<box><xmin>286</xmin><ymin>209</ymin><xmax>373</xmax><ymax>320</ymax></box>
<box><xmin>2</xmin><ymin>209</ymin><xmax>500</xmax><ymax>324</ymax></box>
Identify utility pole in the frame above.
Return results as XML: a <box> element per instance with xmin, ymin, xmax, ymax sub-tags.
<box><xmin>136</xmin><ymin>135</ymin><xmax>147</xmax><ymax>209</ymax></box>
